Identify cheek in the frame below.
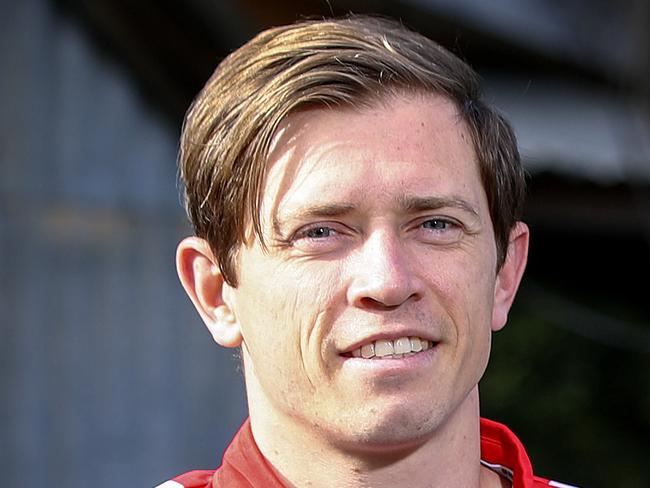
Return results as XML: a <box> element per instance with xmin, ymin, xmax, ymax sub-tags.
<box><xmin>236</xmin><ymin>260</ymin><xmax>340</xmax><ymax>373</ymax></box>
<box><xmin>421</xmin><ymin>249</ymin><xmax>496</xmax><ymax>355</ymax></box>
<box><xmin>422</xmin><ymin>251</ymin><xmax>495</xmax><ymax>309</ymax></box>
<box><xmin>289</xmin><ymin>265</ymin><xmax>344</xmax><ymax>357</ymax></box>
<box><xmin>443</xmin><ymin>259</ymin><xmax>495</xmax><ymax>379</ymax></box>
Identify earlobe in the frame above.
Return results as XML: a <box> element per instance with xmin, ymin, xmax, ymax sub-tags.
<box><xmin>176</xmin><ymin>237</ymin><xmax>243</xmax><ymax>348</ymax></box>
<box><xmin>207</xmin><ymin>301</ymin><xmax>242</xmax><ymax>348</ymax></box>
<box><xmin>491</xmin><ymin>222</ymin><xmax>529</xmax><ymax>331</ymax></box>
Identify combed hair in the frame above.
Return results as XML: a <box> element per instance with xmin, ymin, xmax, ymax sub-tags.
<box><xmin>179</xmin><ymin>15</ymin><xmax>526</xmax><ymax>286</ymax></box>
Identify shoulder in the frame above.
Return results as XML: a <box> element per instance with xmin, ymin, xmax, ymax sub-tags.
<box><xmin>480</xmin><ymin>418</ymin><xmax>580</xmax><ymax>488</ymax></box>
<box><xmin>153</xmin><ymin>418</ymin><xmax>274</xmax><ymax>488</ymax></box>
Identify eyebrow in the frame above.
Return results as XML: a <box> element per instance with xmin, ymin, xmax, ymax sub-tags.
<box><xmin>397</xmin><ymin>195</ymin><xmax>480</xmax><ymax>219</ymax></box>
<box><xmin>273</xmin><ymin>203</ymin><xmax>356</xmax><ymax>236</ymax></box>
<box><xmin>272</xmin><ymin>196</ymin><xmax>480</xmax><ymax>236</ymax></box>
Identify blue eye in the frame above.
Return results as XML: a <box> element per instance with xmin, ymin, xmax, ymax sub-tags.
<box><xmin>422</xmin><ymin>219</ymin><xmax>452</xmax><ymax>230</ymax></box>
<box><xmin>305</xmin><ymin>226</ymin><xmax>334</xmax><ymax>238</ymax></box>
<box><xmin>290</xmin><ymin>223</ymin><xmax>348</xmax><ymax>253</ymax></box>
<box><xmin>418</xmin><ymin>218</ymin><xmax>463</xmax><ymax>244</ymax></box>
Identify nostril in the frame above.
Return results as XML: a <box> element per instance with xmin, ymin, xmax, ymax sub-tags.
<box><xmin>358</xmin><ymin>296</ymin><xmax>401</xmax><ymax>311</ymax></box>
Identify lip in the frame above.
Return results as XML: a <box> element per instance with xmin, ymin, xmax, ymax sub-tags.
<box><xmin>339</xmin><ymin>331</ymin><xmax>440</xmax><ymax>356</ymax></box>
<box><xmin>337</xmin><ymin>342</ymin><xmax>439</xmax><ymax>376</ymax></box>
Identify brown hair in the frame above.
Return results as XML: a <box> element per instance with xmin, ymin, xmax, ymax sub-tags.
<box><xmin>179</xmin><ymin>15</ymin><xmax>526</xmax><ymax>286</ymax></box>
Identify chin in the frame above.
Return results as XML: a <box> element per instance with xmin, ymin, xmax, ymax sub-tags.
<box><xmin>333</xmin><ymin>402</ymin><xmax>441</xmax><ymax>455</ymax></box>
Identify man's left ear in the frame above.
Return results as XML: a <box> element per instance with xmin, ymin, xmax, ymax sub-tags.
<box><xmin>492</xmin><ymin>222</ymin><xmax>529</xmax><ymax>331</ymax></box>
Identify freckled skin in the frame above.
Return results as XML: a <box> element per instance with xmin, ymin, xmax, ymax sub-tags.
<box><xmin>231</xmin><ymin>94</ymin><xmax>488</xmax><ymax>438</ymax></box>
<box><xmin>213</xmin><ymin>93</ymin><xmax>528</xmax><ymax>487</ymax></box>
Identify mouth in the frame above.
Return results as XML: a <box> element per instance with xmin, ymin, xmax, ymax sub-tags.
<box><xmin>342</xmin><ymin>336</ymin><xmax>435</xmax><ymax>360</ymax></box>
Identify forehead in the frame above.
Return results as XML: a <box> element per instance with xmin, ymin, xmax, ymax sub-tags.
<box><xmin>259</xmin><ymin>93</ymin><xmax>483</xmax><ymax>224</ymax></box>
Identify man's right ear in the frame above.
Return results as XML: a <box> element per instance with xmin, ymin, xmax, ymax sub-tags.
<box><xmin>175</xmin><ymin>237</ymin><xmax>242</xmax><ymax>348</ymax></box>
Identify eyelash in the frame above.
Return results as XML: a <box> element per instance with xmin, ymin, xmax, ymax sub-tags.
<box><xmin>420</xmin><ymin>218</ymin><xmax>459</xmax><ymax>231</ymax></box>
<box><xmin>297</xmin><ymin>225</ymin><xmax>336</xmax><ymax>239</ymax></box>
<box><xmin>292</xmin><ymin>218</ymin><xmax>461</xmax><ymax>240</ymax></box>
<box><xmin>415</xmin><ymin>217</ymin><xmax>464</xmax><ymax>244</ymax></box>
<box><xmin>295</xmin><ymin>224</ymin><xmax>341</xmax><ymax>240</ymax></box>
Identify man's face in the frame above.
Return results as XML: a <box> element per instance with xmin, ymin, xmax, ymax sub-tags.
<box><xmin>226</xmin><ymin>94</ymin><xmax>507</xmax><ymax>450</ymax></box>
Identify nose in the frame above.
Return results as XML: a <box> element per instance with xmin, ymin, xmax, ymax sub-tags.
<box><xmin>346</xmin><ymin>229</ymin><xmax>422</xmax><ymax>310</ymax></box>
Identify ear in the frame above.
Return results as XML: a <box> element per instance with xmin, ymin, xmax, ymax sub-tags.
<box><xmin>491</xmin><ymin>222</ymin><xmax>529</xmax><ymax>332</ymax></box>
<box><xmin>176</xmin><ymin>237</ymin><xmax>242</xmax><ymax>347</ymax></box>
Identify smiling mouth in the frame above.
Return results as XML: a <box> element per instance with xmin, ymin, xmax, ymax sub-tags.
<box><xmin>343</xmin><ymin>337</ymin><xmax>434</xmax><ymax>359</ymax></box>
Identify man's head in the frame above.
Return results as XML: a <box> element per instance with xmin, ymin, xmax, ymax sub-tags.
<box><xmin>175</xmin><ymin>14</ymin><xmax>529</xmax><ymax>465</ymax></box>
<box><xmin>179</xmin><ymin>16</ymin><xmax>525</xmax><ymax>288</ymax></box>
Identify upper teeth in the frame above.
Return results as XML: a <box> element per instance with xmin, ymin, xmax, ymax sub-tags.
<box><xmin>350</xmin><ymin>337</ymin><xmax>431</xmax><ymax>359</ymax></box>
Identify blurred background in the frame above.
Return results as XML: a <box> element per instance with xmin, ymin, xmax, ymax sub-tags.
<box><xmin>1</xmin><ymin>0</ymin><xmax>649</xmax><ymax>486</ymax></box>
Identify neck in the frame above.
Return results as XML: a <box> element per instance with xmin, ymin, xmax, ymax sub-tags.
<box><xmin>247</xmin><ymin>381</ymin><xmax>487</xmax><ymax>487</ymax></box>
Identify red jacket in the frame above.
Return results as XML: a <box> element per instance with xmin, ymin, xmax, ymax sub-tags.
<box><xmin>157</xmin><ymin>418</ymin><xmax>577</xmax><ymax>488</ymax></box>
